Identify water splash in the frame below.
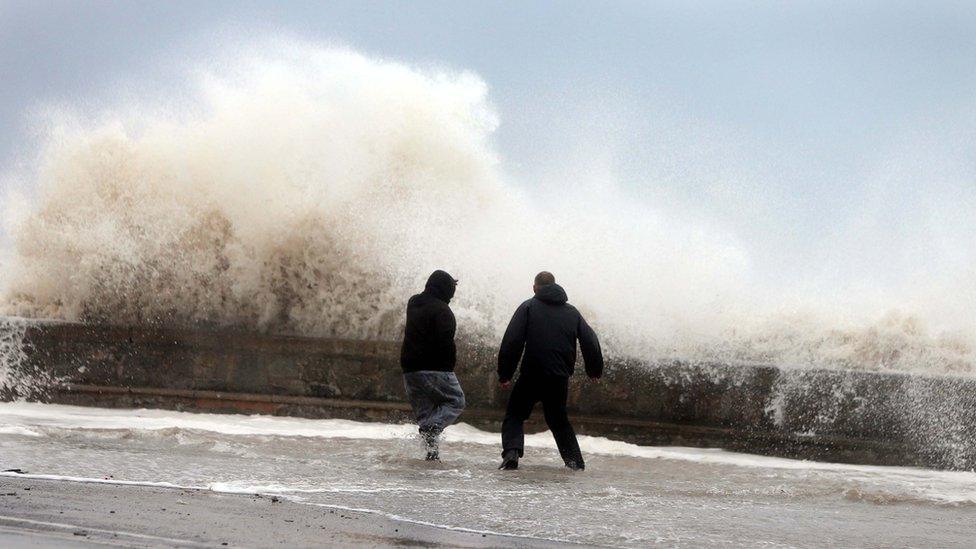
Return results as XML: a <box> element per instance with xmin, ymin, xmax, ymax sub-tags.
<box><xmin>0</xmin><ymin>42</ymin><xmax>972</xmax><ymax>373</ymax></box>
<box><xmin>0</xmin><ymin>317</ymin><xmax>56</xmax><ymax>398</ymax></box>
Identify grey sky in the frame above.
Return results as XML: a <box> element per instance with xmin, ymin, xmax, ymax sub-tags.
<box><xmin>2</xmin><ymin>1</ymin><xmax>975</xmax><ymax>287</ymax></box>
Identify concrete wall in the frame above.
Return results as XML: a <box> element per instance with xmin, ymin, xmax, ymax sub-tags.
<box><xmin>4</xmin><ymin>319</ymin><xmax>976</xmax><ymax>469</ymax></box>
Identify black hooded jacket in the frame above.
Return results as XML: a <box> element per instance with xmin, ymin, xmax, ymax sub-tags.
<box><xmin>497</xmin><ymin>283</ymin><xmax>603</xmax><ymax>382</ymax></box>
<box><xmin>400</xmin><ymin>270</ymin><xmax>458</xmax><ymax>373</ymax></box>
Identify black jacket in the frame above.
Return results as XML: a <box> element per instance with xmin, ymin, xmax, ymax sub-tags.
<box><xmin>400</xmin><ymin>270</ymin><xmax>458</xmax><ymax>373</ymax></box>
<box><xmin>497</xmin><ymin>283</ymin><xmax>603</xmax><ymax>381</ymax></box>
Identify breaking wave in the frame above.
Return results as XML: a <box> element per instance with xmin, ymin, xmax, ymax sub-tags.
<box><xmin>0</xmin><ymin>42</ymin><xmax>972</xmax><ymax>372</ymax></box>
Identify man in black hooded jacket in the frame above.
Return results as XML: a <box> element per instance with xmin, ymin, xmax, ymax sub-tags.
<box><xmin>400</xmin><ymin>270</ymin><xmax>465</xmax><ymax>460</ymax></box>
<box><xmin>497</xmin><ymin>271</ymin><xmax>603</xmax><ymax>470</ymax></box>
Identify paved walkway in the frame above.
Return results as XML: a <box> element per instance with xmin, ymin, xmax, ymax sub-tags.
<box><xmin>0</xmin><ymin>476</ymin><xmax>571</xmax><ymax>548</ymax></box>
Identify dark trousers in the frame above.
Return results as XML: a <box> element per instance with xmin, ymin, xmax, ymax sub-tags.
<box><xmin>501</xmin><ymin>374</ymin><xmax>584</xmax><ymax>466</ymax></box>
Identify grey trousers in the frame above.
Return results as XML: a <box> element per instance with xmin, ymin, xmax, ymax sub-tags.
<box><xmin>402</xmin><ymin>371</ymin><xmax>466</xmax><ymax>434</ymax></box>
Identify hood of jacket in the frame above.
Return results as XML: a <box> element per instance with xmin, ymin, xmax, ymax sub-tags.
<box><xmin>534</xmin><ymin>283</ymin><xmax>568</xmax><ymax>305</ymax></box>
<box><xmin>423</xmin><ymin>270</ymin><xmax>458</xmax><ymax>304</ymax></box>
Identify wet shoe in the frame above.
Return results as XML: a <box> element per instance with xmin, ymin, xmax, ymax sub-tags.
<box><xmin>499</xmin><ymin>449</ymin><xmax>519</xmax><ymax>470</ymax></box>
<box><xmin>419</xmin><ymin>426</ymin><xmax>441</xmax><ymax>460</ymax></box>
<box><xmin>564</xmin><ymin>459</ymin><xmax>585</xmax><ymax>471</ymax></box>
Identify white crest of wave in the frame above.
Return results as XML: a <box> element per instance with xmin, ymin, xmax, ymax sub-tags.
<box><xmin>1</xmin><ymin>47</ymin><xmax>514</xmax><ymax>339</ymax></box>
<box><xmin>0</xmin><ymin>42</ymin><xmax>972</xmax><ymax>372</ymax></box>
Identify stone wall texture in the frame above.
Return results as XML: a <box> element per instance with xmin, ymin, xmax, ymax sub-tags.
<box><xmin>4</xmin><ymin>319</ymin><xmax>976</xmax><ymax>470</ymax></box>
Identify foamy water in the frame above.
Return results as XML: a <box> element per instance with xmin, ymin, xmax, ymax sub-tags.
<box><xmin>0</xmin><ymin>42</ymin><xmax>972</xmax><ymax>373</ymax></box>
<box><xmin>0</xmin><ymin>401</ymin><xmax>972</xmax><ymax>478</ymax></box>
<box><xmin>2</xmin><ymin>402</ymin><xmax>975</xmax><ymax>546</ymax></box>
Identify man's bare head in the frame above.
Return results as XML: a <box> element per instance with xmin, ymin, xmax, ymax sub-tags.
<box><xmin>533</xmin><ymin>271</ymin><xmax>555</xmax><ymax>293</ymax></box>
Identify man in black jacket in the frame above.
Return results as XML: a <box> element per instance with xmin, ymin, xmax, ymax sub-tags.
<box><xmin>400</xmin><ymin>270</ymin><xmax>465</xmax><ymax>460</ymax></box>
<box><xmin>497</xmin><ymin>271</ymin><xmax>603</xmax><ymax>471</ymax></box>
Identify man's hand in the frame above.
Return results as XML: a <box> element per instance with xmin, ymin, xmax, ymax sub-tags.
<box><xmin>499</xmin><ymin>380</ymin><xmax>512</xmax><ymax>390</ymax></box>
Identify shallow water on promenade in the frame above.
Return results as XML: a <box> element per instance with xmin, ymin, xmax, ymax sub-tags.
<box><xmin>2</xmin><ymin>402</ymin><xmax>975</xmax><ymax>547</ymax></box>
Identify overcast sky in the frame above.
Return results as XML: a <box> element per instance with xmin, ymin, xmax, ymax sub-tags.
<box><xmin>2</xmin><ymin>1</ymin><xmax>975</xmax><ymax>284</ymax></box>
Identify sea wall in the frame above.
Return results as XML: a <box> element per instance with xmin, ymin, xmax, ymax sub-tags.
<box><xmin>3</xmin><ymin>318</ymin><xmax>976</xmax><ymax>469</ymax></box>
